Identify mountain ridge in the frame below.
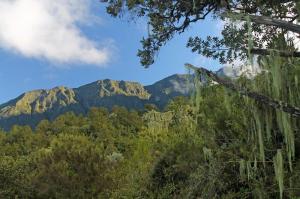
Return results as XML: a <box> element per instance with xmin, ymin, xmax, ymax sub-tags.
<box><xmin>1</xmin><ymin>63</ymin><xmax>257</xmax><ymax>130</ymax></box>
<box><xmin>0</xmin><ymin>74</ymin><xmax>192</xmax><ymax>130</ymax></box>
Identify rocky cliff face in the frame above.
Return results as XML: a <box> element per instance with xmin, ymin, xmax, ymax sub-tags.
<box><xmin>75</xmin><ymin>79</ymin><xmax>151</xmax><ymax>110</ymax></box>
<box><xmin>0</xmin><ymin>75</ymin><xmax>191</xmax><ymax>130</ymax></box>
<box><xmin>76</xmin><ymin>79</ymin><xmax>150</xmax><ymax>99</ymax></box>
<box><xmin>0</xmin><ymin>87</ymin><xmax>77</xmax><ymax>118</ymax></box>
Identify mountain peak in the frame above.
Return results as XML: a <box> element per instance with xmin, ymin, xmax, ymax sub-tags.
<box><xmin>0</xmin><ymin>86</ymin><xmax>77</xmax><ymax>119</ymax></box>
<box><xmin>0</xmin><ymin>70</ymin><xmax>240</xmax><ymax>130</ymax></box>
<box><xmin>76</xmin><ymin>79</ymin><xmax>150</xmax><ymax>99</ymax></box>
<box><xmin>1</xmin><ymin>75</ymin><xmax>193</xmax><ymax>130</ymax></box>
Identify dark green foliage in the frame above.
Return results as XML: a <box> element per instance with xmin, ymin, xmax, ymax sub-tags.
<box><xmin>30</xmin><ymin>134</ymin><xmax>116</xmax><ymax>198</ymax></box>
<box><xmin>0</xmin><ymin>156</ymin><xmax>33</xmax><ymax>198</ymax></box>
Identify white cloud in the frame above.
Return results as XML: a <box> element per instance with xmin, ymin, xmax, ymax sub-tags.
<box><xmin>0</xmin><ymin>0</ymin><xmax>111</xmax><ymax>65</ymax></box>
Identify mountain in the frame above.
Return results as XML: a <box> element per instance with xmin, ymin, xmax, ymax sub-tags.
<box><xmin>0</xmin><ymin>63</ymin><xmax>259</xmax><ymax>130</ymax></box>
<box><xmin>0</xmin><ymin>74</ymin><xmax>193</xmax><ymax>130</ymax></box>
<box><xmin>145</xmin><ymin>74</ymin><xmax>193</xmax><ymax>109</ymax></box>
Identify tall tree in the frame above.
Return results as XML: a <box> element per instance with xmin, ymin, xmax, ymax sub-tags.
<box><xmin>100</xmin><ymin>1</ymin><xmax>300</xmax><ymax>198</ymax></box>
<box><xmin>100</xmin><ymin>0</ymin><xmax>300</xmax><ymax>117</ymax></box>
<box><xmin>101</xmin><ymin>0</ymin><xmax>299</xmax><ymax>66</ymax></box>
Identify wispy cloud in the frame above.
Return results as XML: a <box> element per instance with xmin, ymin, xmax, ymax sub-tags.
<box><xmin>0</xmin><ymin>0</ymin><xmax>112</xmax><ymax>66</ymax></box>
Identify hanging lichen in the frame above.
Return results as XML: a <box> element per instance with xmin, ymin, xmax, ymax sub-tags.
<box><xmin>253</xmin><ymin>107</ymin><xmax>266</xmax><ymax>167</ymax></box>
<box><xmin>276</xmin><ymin>110</ymin><xmax>295</xmax><ymax>171</ymax></box>
<box><xmin>259</xmin><ymin>36</ymin><xmax>298</xmax><ymax>169</ymax></box>
<box><xmin>246</xmin><ymin>160</ymin><xmax>252</xmax><ymax>180</ymax></box>
<box><xmin>239</xmin><ymin>159</ymin><xmax>246</xmax><ymax>181</ymax></box>
<box><xmin>265</xmin><ymin>109</ymin><xmax>272</xmax><ymax>142</ymax></box>
<box><xmin>274</xmin><ymin>149</ymin><xmax>284</xmax><ymax>199</ymax></box>
<box><xmin>203</xmin><ymin>147</ymin><xmax>212</xmax><ymax>162</ymax></box>
<box><xmin>185</xmin><ymin>17</ymin><xmax>299</xmax><ymax>198</ymax></box>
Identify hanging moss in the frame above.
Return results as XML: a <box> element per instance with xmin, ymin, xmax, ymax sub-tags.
<box><xmin>203</xmin><ymin>147</ymin><xmax>212</xmax><ymax>161</ymax></box>
<box><xmin>256</xmin><ymin>40</ymin><xmax>297</xmax><ymax>170</ymax></box>
<box><xmin>254</xmin><ymin>157</ymin><xmax>257</xmax><ymax>171</ymax></box>
<box><xmin>276</xmin><ymin>110</ymin><xmax>295</xmax><ymax>171</ymax></box>
<box><xmin>239</xmin><ymin>159</ymin><xmax>246</xmax><ymax>181</ymax></box>
<box><xmin>271</xmin><ymin>55</ymin><xmax>282</xmax><ymax>100</ymax></box>
<box><xmin>265</xmin><ymin>110</ymin><xmax>272</xmax><ymax>142</ymax></box>
<box><xmin>253</xmin><ymin>108</ymin><xmax>266</xmax><ymax>167</ymax></box>
<box><xmin>185</xmin><ymin>23</ymin><xmax>299</xmax><ymax>198</ymax></box>
<box><xmin>246</xmin><ymin>160</ymin><xmax>252</xmax><ymax>180</ymax></box>
<box><xmin>274</xmin><ymin>149</ymin><xmax>284</xmax><ymax>199</ymax></box>
<box><xmin>282</xmin><ymin>113</ymin><xmax>295</xmax><ymax>172</ymax></box>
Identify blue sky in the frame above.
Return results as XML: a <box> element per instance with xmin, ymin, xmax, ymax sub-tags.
<box><xmin>0</xmin><ymin>1</ymin><xmax>222</xmax><ymax>104</ymax></box>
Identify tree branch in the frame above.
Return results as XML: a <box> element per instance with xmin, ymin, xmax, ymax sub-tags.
<box><xmin>250</xmin><ymin>48</ymin><xmax>300</xmax><ymax>57</ymax></box>
<box><xmin>185</xmin><ymin>63</ymin><xmax>300</xmax><ymax>118</ymax></box>
<box><xmin>222</xmin><ymin>13</ymin><xmax>300</xmax><ymax>34</ymax></box>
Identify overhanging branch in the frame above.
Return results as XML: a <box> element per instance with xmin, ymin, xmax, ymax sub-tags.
<box><xmin>250</xmin><ymin>48</ymin><xmax>300</xmax><ymax>58</ymax></box>
<box><xmin>185</xmin><ymin>63</ymin><xmax>300</xmax><ymax>118</ymax></box>
<box><xmin>222</xmin><ymin>12</ymin><xmax>300</xmax><ymax>34</ymax></box>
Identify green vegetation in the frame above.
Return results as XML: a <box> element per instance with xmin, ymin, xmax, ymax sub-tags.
<box><xmin>0</xmin><ymin>1</ymin><xmax>299</xmax><ymax>198</ymax></box>
<box><xmin>1</xmin><ymin>61</ymin><xmax>299</xmax><ymax>197</ymax></box>
<box><xmin>0</xmin><ymin>75</ymin><xmax>192</xmax><ymax>130</ymax></box>
<box><xmin>97</xmin><ymin>1</ymin><xmax>300</xmax><ymax>197</ymax></box>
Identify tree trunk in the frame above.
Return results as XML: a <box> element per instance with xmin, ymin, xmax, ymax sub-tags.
<box><xmin>185</xmin><ymin>63</ymin><xmax>300</xmax><ymax>118</ymax></box>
